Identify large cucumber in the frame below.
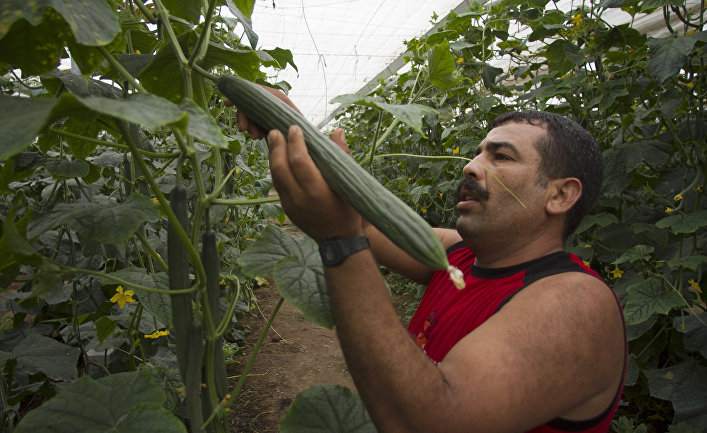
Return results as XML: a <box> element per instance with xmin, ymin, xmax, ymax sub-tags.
<box><xmin>217</xmin><ymin>75</ymin><xmax>463</xmax><ymax>287</ymax></box>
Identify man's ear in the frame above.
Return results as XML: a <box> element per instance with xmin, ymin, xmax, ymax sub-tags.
<box><xmin>546</xmin><ymin>178</ymin><xmax>582</xmax><ymax>216</ymax></box>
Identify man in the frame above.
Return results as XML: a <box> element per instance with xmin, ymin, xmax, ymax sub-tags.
<box><xmin>239</xmin><ymin>100</ymin><xmax>627</xmax><ymax>432</ymax></box>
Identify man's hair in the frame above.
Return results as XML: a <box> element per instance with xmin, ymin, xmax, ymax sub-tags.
<box><xmin>490</xmin><ymin>111</ymin><xmax>603</xmax><ymax>240</ymax></box>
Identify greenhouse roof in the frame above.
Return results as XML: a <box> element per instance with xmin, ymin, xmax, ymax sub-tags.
<box><xmin>242</xmin><ymin>0</ymin><xmax>693</xmax><ymax>127</ymax></box>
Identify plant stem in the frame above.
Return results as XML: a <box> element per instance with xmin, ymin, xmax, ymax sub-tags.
<box><xmin>225</xmin><ymin>297</ymin><xmax>284</xmax><ymax>407</ymax></box>
<box><xmin>54</xmin><ymin>262</ymin><xmax>196</xmax><ymax>295</ymax></box>
<box><xmin>189</xmin><ymin>0</ymin><xmax>218</xmax><ymax>67</ymax></box>
<box><xmin>211</xmin><ymin>196</ymin><xmax>281</xmax><ymax>206</ymax></box>
<box><xmin>49</xmin><ymin>127</ymin><xmax>181</xmax><ymax>158</ymax></box>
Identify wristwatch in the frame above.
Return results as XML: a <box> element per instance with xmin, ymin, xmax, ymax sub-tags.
<box><xmin>318</xmin><ymin>235</ymin><xmax>370</xmax><ymax>267</ymax></box>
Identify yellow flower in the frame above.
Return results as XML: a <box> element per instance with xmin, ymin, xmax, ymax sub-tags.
<box><xmin>688</xmin><ymin>279</ymin><xmax>702</xmax><ymax>293</ymax></box>
<box><xmin>144</xmin><ymin>330</ymin><xmax>169</xmax><ymax>339</ymax></box>
<box><xmin>674</xmin><ymin>194</ymin><xmax>683</xmax><ymax>201</ymax></box>
<box><xmin>439</xmin><ymin>193</ymin><xmax>444</xmax><ymax>198</ymax></box>
<box><xmin>584</xmin><ymin>244</ymin><xmax>591</xmax><ymax>248</ymax></box>
<box><xmin>611</xmin><ymin>268</ymin><xmax>624</xmax><ymax>279</ymax></box>
<box><xmin>452</xmin><ymin>146</ymin><xmax>460</xmax><ymax>155</ymax></box>
<box><xmin>570</xmin><ymin>13</ymin><xmax>583</xmax><ymax>25</ymax></box>
<box><xmin>176</xmin><ymin>387</ymin><xmax>186</xmax><ymax>397</ymax></box>
<box><xmin>420</xmin><ymin>207</ymin><xmax>427</xmax><ymax>214</ymax></box>
<box><xmin>110</xmin><ymin>286</ymin><xmax>136</xmax><ymax>309</ymax></box>
<box><xmin>583</xmin><ymin>260</ymin><xmax>590</xmax><ymax>267</ymax></box>
<box><xmin>151</xmin><ymin>197</ymin><xmax>159</xmax><ymax>204</ymax></box>
<box><xmin>135</xmin><ymin>49</ymin><xmax>142</xmax><ymax>54</ymax></box>
<box><xmin>224</xmin><ymin>215</ymin><xmax>230</xmax><ymax>224</ymax></box>
<box><xmin>630</xmin><ymin>102</ymin><xmax>639</xmax><ymax>110</ymax></box>
<box><xmin>456</xmin><ymin>57</ymin><xmax>464</xmax><ymax>63</ymax></box>
<box><xmin>665</xmin><ymin>207</ymin><xmax>674</xmax><ymax>214</ymax></box>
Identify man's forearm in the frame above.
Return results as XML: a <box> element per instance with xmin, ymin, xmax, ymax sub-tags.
<box><xmin>324</xmin><ymin>248</ymin><xmax>451</xmax><ymax>433</ymax></box>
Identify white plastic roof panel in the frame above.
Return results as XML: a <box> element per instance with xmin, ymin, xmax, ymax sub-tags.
<box><xmin>249</xmin><ymin>0</ymin><xmax>466</xmax><ymax>124</ymax></box>
<box><xmin>244</xmin><ymin>0</ymin><xmax>698</xmax><ymax>126</ymax></box>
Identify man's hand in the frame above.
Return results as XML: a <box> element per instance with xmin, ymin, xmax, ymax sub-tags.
<box><xmin>225</xmin><ymin>84</ymin><xmax>300</xmax><ymax>139</ymax></box>
<box><xmin>267</xmin><ymin>125</ymin><xmax>364</xmax><ymax>242</ymax></box>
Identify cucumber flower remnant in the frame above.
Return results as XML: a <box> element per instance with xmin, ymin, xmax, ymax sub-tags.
<box><xmin>110</xmin><ymin>285</ymin><xmax>136</xmax><ymax>308</ymax></box>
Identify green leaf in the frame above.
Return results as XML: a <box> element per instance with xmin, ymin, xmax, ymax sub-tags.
<box><xmin>56</xmin><ymin>93</ymin><xmax>189</xmax><ymax>130</ymax></box>
<box><xmin>162</xmin><ymin>0</ymin><xmax>201</xmax><ymax>23</ymax></box>
<box><xmin>103</xmin><ymin>267</ymin><xmax>172</xmax><ymax>327</ymax></box>
<box><xmin>46</xmin><ymin>0</ymin><xmax>120</xmax><ymax>46</ymax></box>
<box><xmin>656</xmin><ymin>210</ymin><xmax>707</xmax><ymax>235</ymax></box>
<box><xmin>644</xmin><ymin>360</ymin><xmax>707</xmax><ymax>431</ymax></box>
<box><xmin>46</xmin><ymin>159</ymin><xmax>90</xmax><ymax>179</ymax></box>
<box><xmin>29</xmin><ymin>195</ymin><xmax>161</xmax><ymax>244</ymax></box>
<box><xmin>225</xmin><ymin>0</ymin><xmax>258</xmax><ymax>49</ymax></box>
<box><xmin>13</xmin><ymin>370</ymin><xmax>186</xmax><ymax>433</ymax></box>
<box><xmin>1</xmin><ymin>333</ymin><xmax>79</xmax><ymax>381</ymax></box>
<box><xmin>647</xmin><ymin>35</ymin><xmax>700</xmax><ymax>82</ymax></box>
<box><xmin>573</xmin><ymin>212</ymin><xmax>618</xmax><ymax>235</ymax></box>
<box><xmin>274</xmin><ymin>255</ymin><xmax>332</xmax><ymax>329</ymax></box>
<box><xmin>667</xmin><ymin>255</ymin><xmax>707</xmax><ymax>271</ymax></box>
<box><xmin>0</xmin><ymin>210</ymin><xmax>42</xmax><ymax>272</ymax></box>
<box><xmin>95</xmin><ymin>316</ymin><xmax>117</xmax><ymax>343</ymax></box>
<box><xmin>179</xmin><ymin>99</ymin><xmax>228</xmax><ymax>148</ymax></box>
<box><xmin>330</xmin><ymin>94</ymin><xmax>437</xmax><ymax>137</ymax></box>
<box><xmin>624</xmin><ymin>278</ymin><xmax>684</xmax><ymax>325</ymax></box>
<box><xmin>427</xmin><ymin>41</ymin><xmax>461</xmax><ymax>90</ymax></box>
<box><xmin>613</xmin><ymin>245</ymin><xmax>654</xmax><ymax>265</ymax></box>
<box><xmin>262</xmin><ymin>47</ymin><xmax>298</xmax><ymax>72</ymax></box>
<box><xmin>139</xmin><ymin>34</ymin><xmax>262</xmax><ymax>103</ymax></box>
<box><xmin>0</xmin><ymin>8</ymin><xmax>66</xmax><ymax>75</ymax></box>
<box><xmin>673</xmin><ymin>312</ymin><xmax>707</xmax><ymax>358</ymax></box>
<box><xmin>238</xmin><ymin>225</ymin><xmax>332</xmax><ymax>329</ymax></box>
<box><xmin>0</xmin><ymin>95</ymin><xmax>56</xmax><ymax>161</ymax></box>
<box><xmin>280</xmin><ymin>384</ymin><xmax>376</xmax><ymax>433</ymax></box>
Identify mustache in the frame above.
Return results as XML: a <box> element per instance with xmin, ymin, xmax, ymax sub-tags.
<box><xmin>456</xmin><ymin>178</ymin><xmax>490</xmax><ymax>202</ymax></box>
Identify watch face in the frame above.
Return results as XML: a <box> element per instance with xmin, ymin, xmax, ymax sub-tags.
<box><xmin>320</xmin><ymin>242</ymin><xmax>341</xmax><ymax>265</ymax></box>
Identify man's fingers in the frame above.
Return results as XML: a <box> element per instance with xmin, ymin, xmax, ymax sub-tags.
<box><xmin>267</xmin><ymin>129</ymin><xmax>297</xmax><ymax>195</ymax></box>
<box><xmin>330</xmin><ymin>128</ymin><xmax>352</xmax><ymax>156</ymax></box>
<box><xmin>286</xmin><ymin>125</ymin><xmax>326</xmax><ymax>189</ymax></box>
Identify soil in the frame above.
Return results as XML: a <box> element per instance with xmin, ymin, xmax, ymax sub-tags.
<box><xmin>227</xmin><ymin>278</ymin><xmax>415</xmax><ymax>432</ymax></box>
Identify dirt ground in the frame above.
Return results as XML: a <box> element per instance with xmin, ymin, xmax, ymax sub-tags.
<box><xmin>227</xmin><ymin>280</ymin><xmax>414</xmax><ymax>432</ymax></box>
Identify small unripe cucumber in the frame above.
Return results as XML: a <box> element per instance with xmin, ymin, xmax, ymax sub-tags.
<box><xmin>167</xmin><ymin>184</ymin><xmax>193</xmax><ymax>381</ymax></box>
<box><xmin>217</xmin><ymin>75</ymin><xmax>457</xmax><ymax>281</ymax></box>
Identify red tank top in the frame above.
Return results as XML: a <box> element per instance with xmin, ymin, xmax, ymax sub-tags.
<box><xmin>407</xmin><ymin>243</ymin><xmax>627</xmax><ymax>433</ymax></box>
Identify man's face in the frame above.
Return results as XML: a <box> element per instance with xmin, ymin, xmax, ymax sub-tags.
<box><xmin>455</xmin><ymin>121</ymin><xmax>549</xmax><ymax>241</ymax></box>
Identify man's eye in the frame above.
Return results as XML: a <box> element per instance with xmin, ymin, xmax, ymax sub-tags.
<box><xmin>495</xmin><ymin>153</ymin><xmax>511</xmax><ymax>161</ymax></box>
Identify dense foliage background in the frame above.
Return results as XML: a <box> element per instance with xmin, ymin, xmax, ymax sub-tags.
<box><xmin>0</xmin><ymin>0</ymin><xmax>705</xmax><ymax>432</ymax></box>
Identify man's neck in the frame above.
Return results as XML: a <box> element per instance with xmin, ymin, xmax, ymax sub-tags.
<box><xmin>466</xmin><ymin>236</ymin><xmax>565</xmax><ymax>269</ymax></box>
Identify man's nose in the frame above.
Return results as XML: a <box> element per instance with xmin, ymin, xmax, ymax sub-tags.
<box><xmin>462</xmin><ymin>156</ymin><xmax>484</xmax><ymax>180</ymax></box>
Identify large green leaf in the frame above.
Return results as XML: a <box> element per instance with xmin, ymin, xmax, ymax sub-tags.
<box><xmin>673</xmin><ymin>312</ymin><xmax>707</xmax><ymax>358</ymax></box>
<box><xmin>647</xmin><ymin>33</ymin><xmax>707</xmax><ymax>82</ymax></box>
<box><xmin>0</xmin><ymin>1</ymin><xmax>119</xmax><ymax>74</ymax></box>
<box><xmin>238</xmin><ymin>225</ymin><xmax>333</xmax><ymax>328</ymax></box>
<box><xmin>138</xmin><ymin>33</ymin><xmax>261</xmax><ymax>103</ymax></box>
<box><xmin>46</xmin><ymin>159</ymin><xmax>90</xmax><ymax>179</ymax></box>
<box><xmin>644</xmin><ymin>360</ymin><xmax>707</xmax><ymax>431</ymax></box>
<box><xmin>179</xmin><ymin>98</ymin><xmax>228</xmax><ymax>148</ymax></box>
<box><xmin>13</xmin><ymin>370</ymin><xmax>186</xmax><ymax>433</ymax></box>
<box><xmin>225</xmin><ymin>0</ymin><xmax>258</xmax><ymax>49</ymax></box>
<box><xmin>427</xmin><ymin>41</ymin><xmax>461</xmax><ymax>90</ymax></box>
<box><xmin>103</xmin><ymin>267</ymin><xmax>172</xmax><ymax>327</ymax></box>
<box><xmin>55</xmin><ymin>93</ymin><xmax>189</xmax><ymax>130</ymax></box>
<box><xmin>0</xmin><ymin>96</ymin><xmax>56</xmax><ymax>161</ymax></box>
<box><xmin>331</xmin><ymin>94</ymin><xmax>437</xmax><ymax>137</ymax></box>
<box><xmin>0</xmin><ymin>333</ymin><xmax>79</xmax><ymax>381</ymax></box>
<box><xmin>280</xmin><ymin>384</ymin><xmax>376</xmax><ymax>433</ymax></box>
<box><xmin>656</xmin><ymin>211</ymin><xmax>707</xmax><ymax>235</ymax></box>
<box><xmin>29</xmin><ymin>195</ymin><xmax>161</xmax><ymax>244</ymax></box>
<box><xmin>0</xmin><ymin>0</ymin><xmax>117</xmax><ymax>44</ymax></box>
<box><xmin>162</xmin><ymin>0</ymin><xmax>202</xmax><ymax>23</ymax></box>
<box><xmin>613</xmin><ymin>245</ymin><xmax>654</xmax><ymax>265</ymax></box>
<box><xmin>624</xmin><ymin>278</ymin><xmax>684</xmax><ymax>325</ymax></box>
<box><xmin>274</xmin><ymin>255</ymin><xmax>331</xmax><ymax>329</ymax></box>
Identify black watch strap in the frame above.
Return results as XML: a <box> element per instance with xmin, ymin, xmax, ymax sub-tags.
<box><xmin>318</xmin><ymin>235</ymin><xmax>370</xmax><ymax>267</ymax></box>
